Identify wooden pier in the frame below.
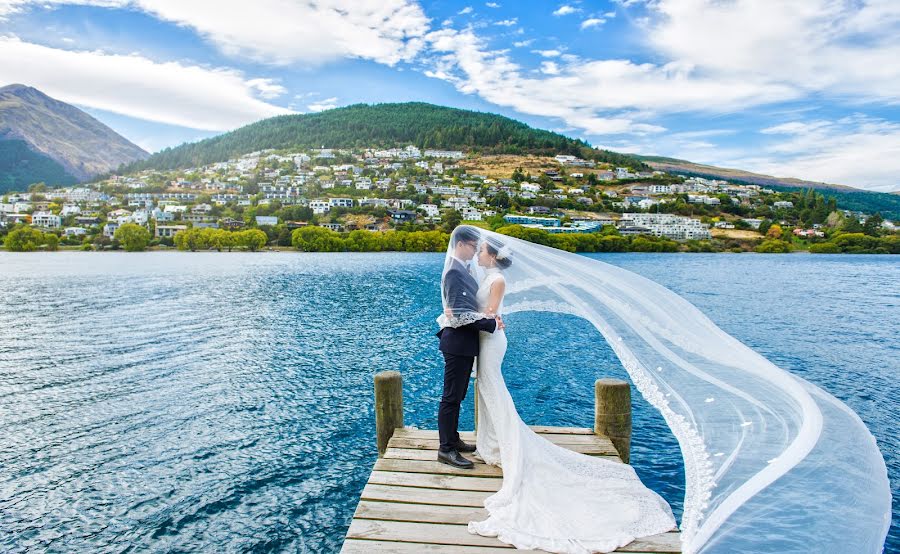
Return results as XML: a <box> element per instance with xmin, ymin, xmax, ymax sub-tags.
<box><xmin>341</xmin><ymin>372</ymin><xmax>682</xmax><ymax>553</ymax></box>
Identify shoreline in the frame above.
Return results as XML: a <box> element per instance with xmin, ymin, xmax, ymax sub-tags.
<box><xmin>0</xmin><ymin>247</ymin><xmax>880</xmax><ymax>255</ymax></box>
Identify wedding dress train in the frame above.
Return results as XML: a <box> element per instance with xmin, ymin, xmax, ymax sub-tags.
<box><xmin>468</xmin><ymin>267</ymin><xmax>677</xmax><ymax>554</ymax></box>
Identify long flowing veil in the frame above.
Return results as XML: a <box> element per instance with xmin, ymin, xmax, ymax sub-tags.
<box><xmin>441</xmin><ymin>225</ymin><xmax>891</xmax><ymax>553</ymax></box>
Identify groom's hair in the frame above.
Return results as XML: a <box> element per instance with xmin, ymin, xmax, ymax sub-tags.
<box><xmin>452</xmin><ymin>226</ymin><xmax>480</xmax><ymax>247</ymax></box>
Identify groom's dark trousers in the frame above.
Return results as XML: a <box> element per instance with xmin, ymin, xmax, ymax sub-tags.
<box><xmin>437</xmin><ymin>258</ymin><xmax>497</xmax><ymax>452</ymax></box>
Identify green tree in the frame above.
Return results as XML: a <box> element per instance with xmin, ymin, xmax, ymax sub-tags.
<box><xmin>292</xmin><ymin>226</ymin><xmax>345</xmax><ymax>252</ymax></box>
<box><xmin>3</xmin><ymin>226</ymin><xmax>50</xmax><ymax>251</ymax></box>
<box><xmin>114</xmin><ymin>223</ymin><xmax>151</xmax><ymax>252</ymax></box>
<box><xmin>442</xmin><ymin>209</ymin><xmax>463</xmax><ymax>232</ymax></box>
<box><xmin>862</xmin><ymin>213</ymin><xmax>883</xmax><ymax>236</ymax></box>
<box><xmin>809</xmin><ymin>242</ymin><xmax>841</xmax><ymax>253</ymax></box>
<box><xmin>755</xmin><ymin>239</ymin><xmax>791</xmax><ymax>253</ymax></box>
<box><xmin>237</xmin><ymin>229</ymin><xmax>268</xmax><ymax>251</ymax></box>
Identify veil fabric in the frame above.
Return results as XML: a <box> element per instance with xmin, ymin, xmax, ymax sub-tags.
<box><xmin>440</xmin><ymin>225</ymin><xmax>891</xmax><ymax>554</ymax></box>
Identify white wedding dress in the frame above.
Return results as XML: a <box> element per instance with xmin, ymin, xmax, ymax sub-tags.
<box><xmin>468</xmin><ymin>267</ymin><xmax>677</xmax><ymax>554</ymax></box>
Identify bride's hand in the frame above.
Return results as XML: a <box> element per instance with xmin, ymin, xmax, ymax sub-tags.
<box><xmin>443</xmin><ymin>308</ymin><xmax>453</xmax><ymax>318</ymax></box>
<box><xmin>495</xmin><ymin>315</ymin><xmax>505</xmax><ymax>330</ymax></box>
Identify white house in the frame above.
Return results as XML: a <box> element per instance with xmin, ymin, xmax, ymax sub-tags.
<box><xmin>328</xmin><ymin>198</ymin><xmax>354</xmax><ymax>208</ymax></box>
<box><xmin>31</xmin><ymin>211</ymin><xmax>61</xmax><ymax>228</ymax></box>
<box><xmin>64</xmin><ymin>227</ymin><xmax>87</xmax><ymax>237</ymax></box>
<box><xmin>255</xmin><ymin>216</ymin><xmax>278</xmax><ymax>226</ymax></box>
<box><xmin>520</xmin><ymin>183</ymin><xmax>541</xmax><ymax>194</ymax></box>
<box><xmin>460</xmin><ymin>207</ymin><xmax>482</xmax><ymax>221</ymax></box>
<box><xmin>309</xmin><ymin>200</ymin><xmax>330</xmax><ymax>214</ymax></box>
<box><xmin>155</xmin><ymin>224</ymin><xmax>188</xmax><ymax>238</ymax></box>
<box><xmin>60</xmin><ymin>204</ymin><xmax>81</xmax><ymax>217</ymax></box>
<box><xmin>418</xmin><ymin>204</ymin><xmax>440</xmax><ymax>217</ymax></box>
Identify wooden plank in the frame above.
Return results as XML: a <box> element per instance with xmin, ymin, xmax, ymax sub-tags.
<box><xmin>528</xmin><ymin>425</ymin><xmax>593</xmax><ymax>435</ymax></box>
<box><xmin>361</xmin><ymin>484</ymin><xmax>491</xmax><ymax>508</ymax></box>
<box><xmin>374</xmin><ymin>458</ymin><xmax>503</xmax><ymax>478</ymax></box>
<box><xmin>341</xmin><ymin>539</ymin><xmax>535</xmax><ymax>553</ymax></box>
<box><xmin>395</xmin><ymin>428</ymin><xmax>607</xmax><ymax>446</ymax></box>
<box><xmin>355</xmin><ymin>500</ymin><xmax>487</xmax><ymax>525</ymax></box>
<box><xmin>382</xmin><ymin>445</ymin><xmax>622</xmax><ymax>468</ymax></box>
<box><xmin>347</xmin><ymin>519</ymin><xmax>509</xmax><ymax>548</ymax></box>
<box><xmin>346</xmin><ymin>520</ymin><xmax>680</xmax><ymax>552</ymax></box>
<box><xmin>387</xmin><ymin>436</ymin><xmax>618</xmax><ymax>456</ymax></box>
<box><xmin>369</xmin><ymin>471</ymin><xmax>502</xmax><ymax>492</ymax></box>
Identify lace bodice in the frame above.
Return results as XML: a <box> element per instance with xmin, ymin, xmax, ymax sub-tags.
<box><xmin>477</xmin><ymin>268</ymin><xmax>504</xmax><ymax>315</ymax></box>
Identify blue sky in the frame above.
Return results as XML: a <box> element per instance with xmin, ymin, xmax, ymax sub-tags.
<box><xmin>1</xmin><ymin>0</ymin><xmax>899</xmax><ymax>192</ymax></box>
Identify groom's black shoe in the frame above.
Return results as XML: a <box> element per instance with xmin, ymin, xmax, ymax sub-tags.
<box><xmin>438</xmin><ymin>449</ymin><xmax>474</xmax><ymax>469</ymax></box>
<box><xmin>453</xmin><ymin>439</ymin><xmax>477</xmax><ymax>453</ymax></box>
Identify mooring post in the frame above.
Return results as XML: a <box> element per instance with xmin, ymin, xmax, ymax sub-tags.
<box><xmin>594</xmin><ymin>378</ymin><xmax>632</xmax><ymax>464</ymax></box>
<box><xmin>374</xmin><ymin>371</ymin><xmax>403</xmax><ymax>457</ymax></box>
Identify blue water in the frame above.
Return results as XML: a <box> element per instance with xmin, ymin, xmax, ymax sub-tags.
<box><xmin>0</xmin><ymin>252</ymin><xmax>896</xmax><ymax>553</ymax></box>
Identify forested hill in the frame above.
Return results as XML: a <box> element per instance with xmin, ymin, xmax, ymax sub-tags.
<box><xmin>123</xmin><ymin>103</ymin><xmax>649</xmax><ymax>172</ymax></box>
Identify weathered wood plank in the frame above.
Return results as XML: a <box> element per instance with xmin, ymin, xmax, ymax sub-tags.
<box><xmin>395</xmin><ymin>428</ymin><xmax>607</xmax><ymax>445</ymax></box>
<box><xmin>369</xmin><ymin>470</ymin><xmax>502</xmax><ymax>492</ymax></box>
<box><xmin>361</xmin><ymin>484</ymin><xmax>491</xmax><ymax>508</ymax></box>
<box><xmin>340</xmin><ymin>538</ymin><xmax>536</xmax><ymax>553</ymax></box>
<box><xmin>528</xmin><ymin>425</ymin><xmax>594</xmax><ymax>435</ymax></box>
<box><xmin>354</xmin><ymin>500</ymin><xmax>488</xmax><ymax>525</ymax></box>
<box><xmin>388</xmin><ymin>436</ymin><xmax>618</xmax><ymax>456</ymax></box>
<box><xmin>374</xmin><ymin>457</ymin><xmax>504</xmax><ymax>477</ymax></box>
<box><xmin>346</xmin><ymin>520</ymin><xmax>680</xmax><ymax>552</ymax></box>
<box><xmin>383</xmin><ymin>446</ymin><xmax>621</xmax><ymax>463</ymax></box>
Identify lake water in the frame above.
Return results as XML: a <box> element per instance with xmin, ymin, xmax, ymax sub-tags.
<box><xmin>0</xmin><ymin>252</ymin><xmax>897</xmax><ymax>553</ymax></box>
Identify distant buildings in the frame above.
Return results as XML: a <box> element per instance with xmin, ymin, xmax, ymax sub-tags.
<box><xmin>504</xmin><ymin>214</ymin><xmax>561</xmax><ymax>227</ymax></box>
<box><xmin>619</xmin><ymin>213</ymin><xmax>711</xmax><ymax>240</ymax></box>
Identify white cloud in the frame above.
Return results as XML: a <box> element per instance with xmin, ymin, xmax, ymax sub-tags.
<box><xmin>307</xmin><ymin>97</ymin><xmax>340</xmax><ymax>112</ymax></box>
<box><xmin>539</xmin><ymin>61</ymin><xmax>560</xmax><ymax>75</ymax></box>
<box><xmin>0</xmin><ymin>35</ymin><xmax>293</xmax><ymax>130</ymax></box>
<box><xmin>553</xmin><ymin>5</ymin><xmax>579</xmax><ymax>16</ymax></box>
<box><xmin>494</xmin><ymin>18</ymin><xmax>517</xmax><ymax>26</ymax></box>
<box><xmin>0</xmin><ymin>0</ymin><xmax>431</xmax><ymax>66</ymax></box>
<box><xmin>424</xmin><ymin>28</ymin><xmax>799</xmax><ymax>135</ymax></box>
<box><xmin>513</xmin><ymin>39</ymin><xmax>534</xmax><ymax>47</ymax></box>
<box><xmin>245</xmin><ymin>78</ymin><xmax>287</xmax><ymax>100</ymax></box>
<box><xmin>458</xmin><ymin>6</ymin><xmax>473</xmax><ymax>15</ymax></box>
<box><xmin>734</xmin><ymin>115</ymin><xmax>900</xmax><ymax>191</ymax></box>
<box><xmin>644</xmin><ymin>0</ymin><xmax>900</xmax><ymax>103</ymax></box>
<box><xmin>485</xmin><ymin>2</ymin><xmax>500</xmax><ymax>7</ymax></box>
<box><xmin>580</xmin><ymin>18</ymin><xmax>605</xmax><ymax>29</ymax></box>
<box><xmin>425</xmin><ymin>28</ymin><xmax>668</xmax><ymax>135</ymax></box>
<box><xmin>534</xmin><ymin>49</ymin><xmax>561</xmax><ymax>58</ymax></box>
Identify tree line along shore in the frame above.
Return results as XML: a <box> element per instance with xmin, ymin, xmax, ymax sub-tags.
<box><xmin>3</xmin><ymin>220</ymin><xmax>897</xmax><ymax>254</ymax></box>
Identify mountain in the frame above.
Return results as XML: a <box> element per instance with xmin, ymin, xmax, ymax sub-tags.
<box><xmin>634</xmin><ymin>155</ymin><xmax>900</xmax><ymax>220</ymax></box>
<box><xmin>124</xmin><ymin>102</ymin><xmax>650</xmax><ymax>173</ymax></box>
<box><xmin>0</xmin><ymin>84</ymin><xmax>148</xmax><ymax>191</ymax></box>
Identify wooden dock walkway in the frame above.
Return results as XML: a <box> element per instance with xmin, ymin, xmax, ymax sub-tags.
<box><xmin>341</xmin><ymin>373</ymin><xmax>681</xmax><ymax>553</ymax></box>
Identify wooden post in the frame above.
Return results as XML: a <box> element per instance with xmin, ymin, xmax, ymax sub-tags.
<box><xmin>594</xmin><ymin>378</ymin><xmax>632</xmax><ymax>464</ymax></box>
<box><xmin>374</xmin><ymin>371</ymin><xmax>403</xmax><ymax>457</ymax></box>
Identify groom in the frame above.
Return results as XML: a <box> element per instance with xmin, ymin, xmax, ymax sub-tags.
<box><xmin>436</xmin><ymin>227</ymin><xmax>503</xmax><ymax>469</ymax></box>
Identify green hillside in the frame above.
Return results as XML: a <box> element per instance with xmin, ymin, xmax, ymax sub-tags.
<box><xmin>124</xmin><ymin>103</ymin><xmax>649</xmax><ymax>172</ymax></box>
<box><xmin>0</xmin><ymin>139</ymin><xmax>78</xmax><ymax>192</ymax></box>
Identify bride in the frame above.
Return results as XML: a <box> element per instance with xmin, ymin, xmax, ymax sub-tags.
<box><xmin>461</xmin><ymin>234</ymin><xmax>677</xmax><ymax>554</ymax></box>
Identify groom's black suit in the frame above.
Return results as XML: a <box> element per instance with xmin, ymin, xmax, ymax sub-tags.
<box><xmin>436</xmin><ymin>258</ymin><xmax>497</xmax><ymax>452</ymax></box>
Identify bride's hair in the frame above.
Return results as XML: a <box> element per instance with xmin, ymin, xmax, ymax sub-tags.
<box><xmin>485</xmin><ymin>237</ymin><xmax>513</xmax><ymax>270</ymax></box>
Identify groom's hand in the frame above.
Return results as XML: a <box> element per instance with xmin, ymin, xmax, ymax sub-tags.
<box><xmin>495</xmin><ymin>315</ymin><xmax>505</xmax><ymax>330</ymax></box>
